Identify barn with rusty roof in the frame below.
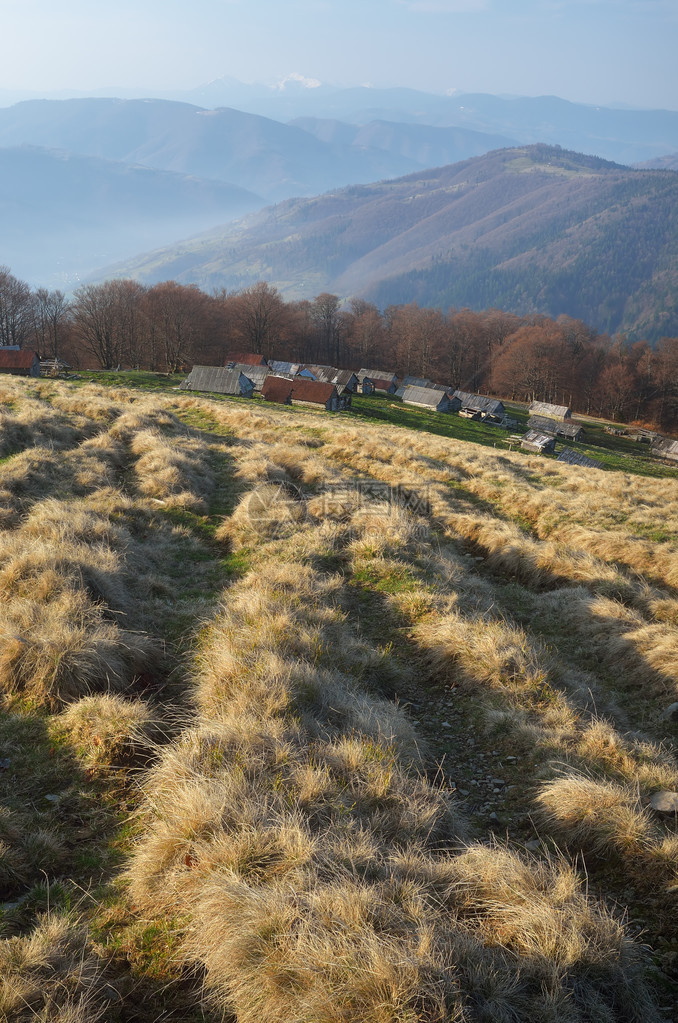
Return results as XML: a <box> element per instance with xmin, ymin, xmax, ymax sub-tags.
<box><xmin>289</xmin><ymin>379</ymin><xmax>347</xmax><ymax>411</ymax></box>
<box><xmin>0</xmin><ymin>350</ymin><xmax>40</xmax><ymax>377</ymax></box>
<box><xmin>262</xmin><ymin>376</ymin><xmax>294</xmax><ymax>405</ymax></box>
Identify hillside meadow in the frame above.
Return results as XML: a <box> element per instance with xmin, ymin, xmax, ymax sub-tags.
<box><xmin>0</xmin><ymin>375</ymin><xmax>676</xmax><ymax>1021</ymax></box>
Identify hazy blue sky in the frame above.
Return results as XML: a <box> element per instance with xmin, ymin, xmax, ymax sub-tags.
<box><xmin>3</xmin><ymin>0</ymin><xmax>677</xmax><ymax>109</ymax></box>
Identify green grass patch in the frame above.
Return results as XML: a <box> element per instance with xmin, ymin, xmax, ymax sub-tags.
<box><xmin>75</xmin><ymin>370</ymin><xmax>186</xmax><ymax>392</ymax></box>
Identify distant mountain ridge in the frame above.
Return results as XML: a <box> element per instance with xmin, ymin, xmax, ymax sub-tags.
<box><xmin>0</xmin><ymin>144</ymin><xmax>261</xmax><ymax>283</ymax></box>
<box><xmin>3</xmin><ymin>83</ymin><xmax>677</xmax><ymax>165</ymax></box>
<box><xmin>101</xmin><ymin>145</ymin><xmax>678</xmax><ymax>342</ymax></box>
<box><xmin>0</xmin><ymin>98</ymin><xmax>512</xmax><ymax>203</ymax></box>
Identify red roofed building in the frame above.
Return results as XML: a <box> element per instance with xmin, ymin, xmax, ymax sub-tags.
<box><xmin>290</xmin><ymin>378</ymin><xmax>350</xmax><ymax>411</ymax></box>
<box><xmin>261</xmin><ymin>376</ymin><xmax>293</xmax><ymax>405</ymax></box>
<box><xmin>368</xmin><ymin>376</ymin><xmax>397</xmax><ymax>395</ymax></box>
<box><xmin>0</xmin><ymin>350</ymin><xmax>40</xmax><ymax>376</ymax></box>
<box><xmin>224</xmin><ymin>352</ymin><xmax>268</xmax><ymax>367</ymax></box>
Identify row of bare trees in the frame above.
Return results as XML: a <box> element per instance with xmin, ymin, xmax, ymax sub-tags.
<box><xmin>2</xmin><ymin>265</ymin><xmax>677</xmax><ymax>429</ymax></box>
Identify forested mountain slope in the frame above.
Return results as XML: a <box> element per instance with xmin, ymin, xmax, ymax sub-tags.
<box><xmin>104</xmin><ymin>145</ymin><xmax>678</xmax><ymax>341</ymax></box>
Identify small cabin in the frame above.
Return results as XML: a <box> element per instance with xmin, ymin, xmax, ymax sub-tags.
<box><xmin>527</xmin><ymin>415</ymin><xmax>584</xmax><ymax>441</ymax></box>
<box><xmin>528</xmin><ymin>401</ymin><xmax>572</xmax><ymax>421</ymax></box>
<box><xmin>0</xmin><ymin>349</ymin><xmax>40</xmax><ymax>377</ymax></box>
<box><xmin>181</xmin><ymin>366</ymin><xmax>254</xmax><ymax>397</ymax></box>
<box><xmin>401</xmin><ymin>385</ymin><xmax>460</xmax><ymax>413</ymax></box>
<box><xmin>289</xmin><ymin>379</ymin><xmax>345</xmax><ymax>411</ymax></box>
<box><xmin>521</xmin><ymin>430</ymin><xmax>556</xmax><ymax>454</ymax></box>
<box><xmin>453</xmin><ymin>390</ymin><xmax>505</xmax><ymax>418</ymax></box>
<box><xmin>368</xmin><ymin>376</ymin><xmax>398</xmax><ymax>395</ymax></box>
<box><xmin>651</xmin><ymin>436</ymin><xmax>678</xmax><ymax>463</ymax></box>
<box><xmin>302</xmin><ymin>366</ymin><xmax>359</xmax><ymax>394</ymax></box>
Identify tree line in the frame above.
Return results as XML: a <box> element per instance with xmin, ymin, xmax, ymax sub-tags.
<box><xmin>2</xmin><ymin>266</ymin><xmax>677</xmax><ymax>430</ymax></box>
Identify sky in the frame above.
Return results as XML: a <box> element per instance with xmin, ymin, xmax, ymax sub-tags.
<box><xmin>2</xmin><ymin>0</ymin><xmax>677</xmax><ymax>110</ymax></box>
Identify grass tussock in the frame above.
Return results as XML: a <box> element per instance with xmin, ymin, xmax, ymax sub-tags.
<box><xmin>535</xmin><ymin>773</ymin><xmax>678</xmax><ymax>895</ymax></box>
<box><xmin>58</xmin><ymin>693</ymin><xmax>162</xmax><ymax>770</ymax></box>
<box><xmin>0</xmin><ymin>912</ymin><xmax>112</xmax><ymax>1022</ymax></box>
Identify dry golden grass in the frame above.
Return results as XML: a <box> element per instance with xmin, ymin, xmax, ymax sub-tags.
<box><xmin>58</xmin><ymin>693</ymin><xmax>161</xmax><ymax>770</ymax></box>
<box><xmin>125</xmin><ymin>485</ymin><xmax>659</xmax><ymax>1020</ymax></box>
<box><xmin>2</xmin><ymin>379</ymin><xmax>676</xmax><ymax>1020</ymax></box>
<box><xmin>0</xmin><ymin>912</ymin><xmax>112</xmax><ymax>1022</ymax></box>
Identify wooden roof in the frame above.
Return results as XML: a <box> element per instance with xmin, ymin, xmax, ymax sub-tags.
<box><xmin>557</xmin><ymin>448</ymin><xmax>603</xmax><ymax>469</ymax></box>
<box><xmin>402</xmin><ymin>385</ymin><xmax>448</xmax><ymax>407</ymax></box>
<box><xmin>233</xmin><ymin>364</ymin><xmax>269</xmax><ymax>387</ymax></box>
<box><xmin>651</xmin><ymin>436</ymin><xmax>678</xmax><ymax>461</ymax></box>
<box><xmin>182</xmin><ymin>366</ymin><xmax>252</xmax><ymax>395</ymax></box>
<box><xmin>529</xmin><ymin>401</ymin><xmax>571</xmax><ymax>420</ymax></box>
<box><xmin>358</xmin><ymin>368</ymin><xmax>398</xmax><ymax>384</ymax></box>
<box><xmin>453</xmin><ymin>390</ymin><xmax>504</xmax><ymax>415</ymax></box>
<box><xmin>522</xmin><ymin>430</ymin><xmax>556</xmax><ymax>449</ymax></box>
<box><xmin>528</xmin><ymin>415</ymin><xmax>583</xmax><ymax>438</ymax></box>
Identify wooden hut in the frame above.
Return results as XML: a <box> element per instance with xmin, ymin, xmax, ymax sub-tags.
<box><xmin>261</xmin><ymin>376</ymin><xmax>293</xmax><ymax>405</ymax></box>
<box><xmin>528</xmin><ymin>401</ymin><xmax>571</xmax><ymax>421</ymax></box>
<box><xmin>289</xmin><ymin>379</ymin><xmax>345</xmax><ymax>411</ymax></box>
<box><xmin>181</xmin><ymin>366</ymin><xmax>254</xmax><ymax>397</ymax></box>
<box><xmin>231</xmin><ymin>364</ymin><xmax>270</xmax><ymax>391</ymax></box>
<box><xmin>521</xmin><ymin>430</ymin><xmax>556</xmax><ymax>454</ymax></box>
<box><xmin>453</xmin><ymin>390</ymin><xmax>505</xmax><ymax>418</ymax></box>
<box><xmin>358</xmin><ymin>368</ymin><xmax>398</xmax><ymax>395</ymax></box>
<box><xmin>401</xmin><ymin>385</ymin><xmax>460</xmax><ymax>413</ymax></box>
<box><xmin>0</xmin><ymin>349</ymin><xmax>40</xmax><ymax>377</ymax></box>
<box><xmin>528</xmin><ymin>415</ymin><xmax>585</xmax><ymax>441</ymax></box>
<box><xmin>396</xmin><ymin>376</ymin><xmax>455</xmax><ymax>399</ymax></box>
<box><xmin>303</xmin><ymin>366</ymin><xmax>359</xmax><ymax>393</ymax></box>
<box><xmin>651</xmin><ymin>437</ymin><xmax>678</xmax><ymax>463</ymax></box>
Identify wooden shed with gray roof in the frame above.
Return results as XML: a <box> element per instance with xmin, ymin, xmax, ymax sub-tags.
<box><xmin>303</xmin><ymin>365</ymin><xmax>359</xmax><ymax>393</ymax></box>
<box><xmin>521</xmin><ymin>430</ymin><xmax>556</xmax><ymax>454</ymax></box>
<box><xmin>230</xmin><ymin>363</ymin><xmax>270</xmax><ymax>391</ymax></box>
<box><xmin>401</xmin><ymin>385</ymin><xmax>460</xmax><ymax>413</ymax></box>
<box><xmin>651</xmin><ymin>436</ymin><xmax>678</xmax><ymax>463</ymax></box>
<box><xmin>528</xmin><ymin>415</ymin><xmax>584</xmax><ymax>441</ymax></box>
<box><xmin>396</xmin><ymin>376</ymin><xmax>454</xmax><ymax>399</ymax></box>
<box><xmin>528</xmin><ymin>401</ymin><xmax>572</xmax><ymax>420</ymax></box>
<box><xmin>453</xmin><ymin>391</ymin><xmax>505</xmax><ymax>417</ymax></box>
<box><xmin>181</xmin><ymin>366</ymin><xmax>254</xmax><ymax>397</ymax></box>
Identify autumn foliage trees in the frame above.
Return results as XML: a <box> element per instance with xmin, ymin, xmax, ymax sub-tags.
<box><xmin>2</xmin><ymin>263</ymin><xmax>678</xmax><ymax>430</ymax></box>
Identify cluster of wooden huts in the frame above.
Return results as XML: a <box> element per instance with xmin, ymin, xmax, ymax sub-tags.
<box><xmin>518</xmin><ymin>401</ymin><xmax>594</xmax><ymax>459</ymax></box>
<box><xmin>181</xmin><ymin>356</ymin><xmax>523</xmax><ymax>427</ymax></box>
